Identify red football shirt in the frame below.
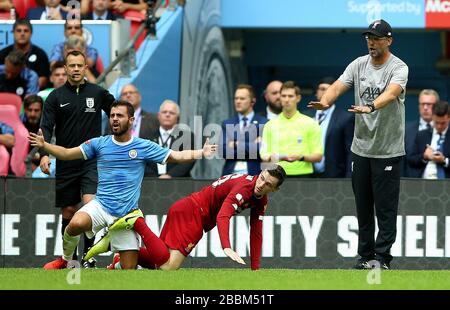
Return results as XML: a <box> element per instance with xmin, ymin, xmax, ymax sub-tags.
<box><xmin>190</xmin><ymin>173</ymin><xmax>267</xmax><ymax>269</ymax></box>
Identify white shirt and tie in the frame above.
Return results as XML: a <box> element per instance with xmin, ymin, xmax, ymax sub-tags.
<box><xmin>131</xmin><ymin>107</ymin><xmax>142</xmax><ymax>138</ymax></box>
<box><xmin>419</xmin><ymin>118</ymin><xmax>432</xmax><ymax>132</ymax></box>
<box><xmin>313</xmin><ymin>105</ymin><xmax>335</xmax><ymax>174</ymax></box>
<box><xmin>157</xmin><ymin>126</ymin><xmax>174</xmax><ymax>175</ymax></box>
<box><xmin>233</xmin><ymin>112</ymin><xmax>254</xmax><ymax>174</ymax></box>
<box><xmin>40</xmin><ymin>6</ymin><xmax>63</xmax><ymax>20</ymax></box>
<box><xmin>423</xmin><ymin>127</ymin><xmax>448</xmax><ymax>179</ymax></box>
<box><xmin>93</xmin><ymin>12</ymin><xmax>108</xmax><ymax>20</ymax></box>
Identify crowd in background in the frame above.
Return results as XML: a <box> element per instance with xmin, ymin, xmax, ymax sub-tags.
<box><xmin>0</xmin><ymin>1</ymin><xmax>449</xmax><ymax>180</ymax></box>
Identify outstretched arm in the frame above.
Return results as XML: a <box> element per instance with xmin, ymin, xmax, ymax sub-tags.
<box><xmin>308</xmin><ymin>80</ymin><xmax>349</xmax><ymax>110</ymax></box>
<box><xmin>29</xmin><ymin>129</ymin><xmax>83</xmax><ymax>161</ymax></box>
<box><xmin>167</xmin><ymin>138</ymin><xmax>217</xmax><ymax>163</ymax></box>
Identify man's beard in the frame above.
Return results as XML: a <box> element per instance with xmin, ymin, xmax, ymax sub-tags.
<box><xmin>268</xmin><ymin>101</ymin><xmax>282</xmax><ymax>114</ymax></box>
<box><xmin>111</xmin><ymin>123</ymin><xmax>129</xmax><ymax>136</ymax></box>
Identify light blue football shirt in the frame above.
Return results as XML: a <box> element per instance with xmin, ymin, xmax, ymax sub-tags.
<box><xmin>80</xmin><ymin>135</ymin><xmax>171</xmax><ymax>217</ymax></box>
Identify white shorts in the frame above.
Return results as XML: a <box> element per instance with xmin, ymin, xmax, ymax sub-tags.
<box><xmin>77</xmin><ymin>199</ymin><xmax>139</xmax><ymax>252</ymax></box>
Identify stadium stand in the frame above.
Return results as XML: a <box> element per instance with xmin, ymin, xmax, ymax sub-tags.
<box><xmin>0</xmin><ymin>104</ymin><xmax>29</xmax><ymax>176</ymax></box>
<box><xmin>0</xmin><ymin>92</ymin><xmax>22</xmax><ymax>114</ymax></box>
<box><xmin>122</xmin><ymin>10</ymin><xmax>147</xmax><ymax>50</ymax></box>
<box><xmin>13</xmin><ymin>0</ymin><xmax>37</xmax><ymax>18</ymax></box>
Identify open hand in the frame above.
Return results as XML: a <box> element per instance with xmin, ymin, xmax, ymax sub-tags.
<box><xmin>348</xmin><ymin>105</ymin><xmax>371</xmax><ymax>114</ymax></box>
<box><xmin>223</xmin><ymin>248</ymin><xmax>246</xmax><ymax>265</ymax></box>
<box><xmin>29</xmin><ymin>129</ymin><xmax>45</xmax><ymax>149</ymax></box>
<box><xmin>202</xmin><ymin>138</ymin><xmax>218</xmax><ymax>158</ymax></box>
<box><xmin>307</xmin><ymin>101</ymin><xmax>330</xmax><ymax>110</ymax></box>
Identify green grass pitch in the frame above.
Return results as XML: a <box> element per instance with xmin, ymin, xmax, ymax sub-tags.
<box><xmin>0</xmin><ymin>269</ymin><xmax>449</xmax><ymax>290</ymax></box>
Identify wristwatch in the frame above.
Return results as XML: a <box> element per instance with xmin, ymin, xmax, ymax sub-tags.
<box><xmin>299</xmin><ymin>155</ymin><xmax>305</xmax><ymax>161</ymax></box>
<box><xmin>366</xmin><ymin>102</ymin><xmax>376</xmax><ymax>113</ymax></box>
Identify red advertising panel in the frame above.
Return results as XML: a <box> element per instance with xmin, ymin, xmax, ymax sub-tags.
<box><xmin>425</xmin><ymin>0</ymin><xmax>450</xmax><ymax>28</ymax></box>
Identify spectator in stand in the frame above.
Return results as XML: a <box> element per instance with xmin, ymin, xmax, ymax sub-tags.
<box><xmin>49</xmin><ymin>19</ymin><xmax>98</xmax><ymax>74</ymax></box>
<box><xmin>27</xmin><ymin>0</ymin><xmax>68</xmax><ymax>20</ymax></box>
<box><xmin>118</xmin><ymin>84</ymin><xmax>159</xmax><ymax>138</ymax></box>
<box><xmin>0</xmin><ymin>0</ymin><xmax>12</xmax><ymax>10</ymax></box>
<box><xmin>408</xmin><ymin>100</ymin><xmax>450</xmax><ymax>179</ymax></box>
<box><xmin>145</xmin><ymin>100</ymin><xmax>195</xmax><ymax>178</ymax></box>
<box><xmin>0</xmin><ymin>121</ymin><xmax>14</xmax><ymax>176</ymax></box>
<box><xmin>20</xmin><ymin>95</ymin><xmax>43</xmax><ymax>172</ymax></box>
<box><xmin>222</xmin><ymin>84</ymin><xmax>268</xmax><ymax>176</ymax></box>
<box><xmin>63</xmin><ymin>35</ymin><xmax>97</xmax><ymax>82</ymax></box>
<box><xmin>111</xmin><ymin>0</ymin><xmax>148</xmax><ymax>15</ymax></box>
<box><xmin>404</xmin><ymin>89</ymin><xmax>440</xmax><ymax>177</ymax></box>
<box><xmin>0</xmin><ymin>19</ymin><xmax>50</xmax><ymax>89</ymax></box>
<box><xmin>0</xmin><ymin>49</ymin><xmax>39</xmax><ymax>99</ymax></box>
<box><xmin>260</xmin><ymin>81</ymin><xmax>323</xmax><ymax>177</ymax></box>
<box><xmin>83</xmin><ymin>0</ymin><xmax>117</xmax><ymax>20</ymax></box>
<box><xmin>38</xmin><ymin>61</ymin><xmax>67</xmax><ymax>101</ymax></box>
<box><xmin>259</xmin><ymin>80</ymin><xmax>282</xmax><ymax>121</ymax></box>
<box><xmin>0</xmin><ymin>1</ymin><xmax>13</xmax><ymax>18</ymax></box>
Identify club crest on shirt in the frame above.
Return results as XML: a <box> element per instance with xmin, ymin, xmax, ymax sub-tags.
<box><xmin>297</xmin><ymin>136</ymin><xmax>303</xmax><ymax>144</ymax></box>
<box><xmin>185</xmin><ymin>243</ymin><xmax>195</xmax><ymax>253</ymax></box>
<box><xmin>85</xmin><ymin>98</ymin><xmax>96</xmax><ymax>112</ymax></box>
<box><xmin>128</xmin><ymin>149</ymin><xmax>137</xmax><ymax>159</ymax></box>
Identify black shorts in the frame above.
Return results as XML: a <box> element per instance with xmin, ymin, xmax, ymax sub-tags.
<box><xmin>55</xmin><ymin>167</ymin><xmax>97</xmax><ymax>208</ymax></box>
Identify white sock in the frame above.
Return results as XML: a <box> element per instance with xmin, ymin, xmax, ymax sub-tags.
<box><xmin>62</xmin><ymin>228</ymin><xmax>80</xmax><ymax>261</ymax></box>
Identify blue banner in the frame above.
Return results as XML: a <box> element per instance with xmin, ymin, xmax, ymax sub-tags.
<box><xmin>0</xmin><ymin>21</ymin><xmax>111</xmax><ymax>66</ymax></box>
<box><xmin>221</xmin><ymin>0</ymin><xmax>424</xmax><ymax>28</ymax></box>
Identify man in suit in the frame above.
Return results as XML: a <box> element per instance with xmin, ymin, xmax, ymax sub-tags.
<box><xmin>145</xmin><ymin>100</ymin><xmax>195</xmax><ymax>178</ymax></box>
<box><xmin>312</xmin><ymin>77</ymin><xmax>354</xmax><ymax>178</ymax></box>
<box><xmin>404</xmin><ymin>89</ymin><xmax>440</xmax><ymax>177</ymax></box>
<box><xmin>222</xmin><ymin>84</ymin><xmax>268</xmax><ymax>176</ymax></box>
<box><xmin>259</xmin><ymin>80</ymin><xmax>282</xmax><ymax>121</ymax></box>
<box><xmin>119</xmin><ymin>84</ymin><xmax>159</xmax><ymax>139</ymax></box>
<box><xmin>408</xmin><ymin>100</ymin><xmax>450</xmax><ymax>179</ymax></box>
<box><xmin>83</xmin><ymin>0</ymin><xmax>117</xmax><ymax>20</ymax></box>
<box><xmin>26</xmin><ymin>0</ymin><xmax>67</xmax><ymax>20</ymax></box>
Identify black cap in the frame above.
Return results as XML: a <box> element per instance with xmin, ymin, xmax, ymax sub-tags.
<box><xmin>363</xmin><ymin>19</ymin><xmax>392</xmax><ymax>38</ymax></box>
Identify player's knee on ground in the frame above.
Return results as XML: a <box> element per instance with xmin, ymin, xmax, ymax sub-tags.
<box><xmin>159</xmin><ymin>250</ymin><xmax>184</xmax><ymax>271</ymax></box>
<box><xmin>119</xmin><ymin>250</ymin><xmax>139</xmax><ymax>269</ymax></box>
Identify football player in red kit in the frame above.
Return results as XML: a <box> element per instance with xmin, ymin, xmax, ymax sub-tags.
<box><xmin>84</xmin><ymin>165</ymin><xmax>286</xmax><ymax>270</ymax></box>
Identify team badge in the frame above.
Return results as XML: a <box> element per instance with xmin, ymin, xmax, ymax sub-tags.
<box><xmin>185</xmin><ymin>243</ymin><xmax>195</xmax><ymax>253</ymax></box>
<box><xmin>297</xmin><ymin>136</ymin><xmax>303</xmax><ymax>144</ymax></box>
<box><xmin>86</xmin><ymin>98</ymin><xmax>94</xmax><ymax>108</ymax></box>
<box><xmin>16</xmin><ymin>87</ymin><xmax>24</xmax><ymax>96</ymax></box>
<box><xmin>128</xmin><ymin>149</ymin><xmax>137</xmax><ymax>159</ymax></box>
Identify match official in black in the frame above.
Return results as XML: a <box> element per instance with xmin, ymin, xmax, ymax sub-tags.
<box><xmin>308</xmin><ymin>20</ymin><xmax>408</xmax><ymax>269</ymax></box>
<box><xmin>39</xmin><ymin>50</ymin><xmax>115</xmax><ymax>269</ymax></box>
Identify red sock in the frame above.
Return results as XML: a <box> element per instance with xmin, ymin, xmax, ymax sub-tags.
<box><xmin>134</xmin><ymin>217</ymin><xmax>170</xmax><ymax>267</ymax></box>
<box><xmin>138</xmin><ymin>248</ymin><xmax>156</xmax><ymax>269</ymax></box>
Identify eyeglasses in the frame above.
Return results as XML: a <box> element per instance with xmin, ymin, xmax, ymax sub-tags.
<box><xmin>365</xmin><ymin>35</ymin><xmax>388</xmax><ymax>42</ymax></box>
<box><xmin>121</xmin><ymin>91</ymin><xmax>138</xmax><ymax>96</ymax></box>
